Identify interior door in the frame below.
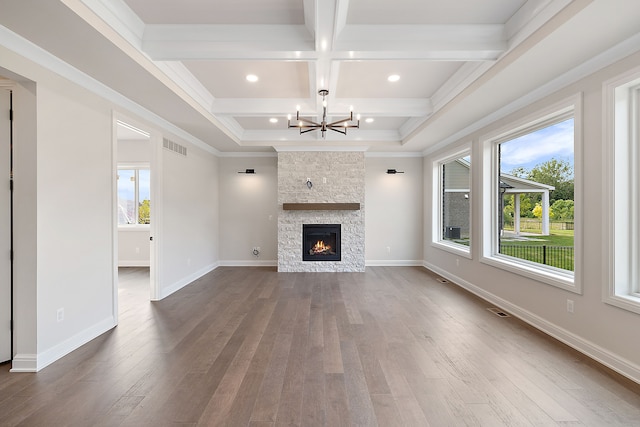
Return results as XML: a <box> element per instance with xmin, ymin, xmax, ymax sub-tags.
<box><xmin>0</xmin><ymin>88</ymin><xmax>12</xmax><ymax>363</ymax></box>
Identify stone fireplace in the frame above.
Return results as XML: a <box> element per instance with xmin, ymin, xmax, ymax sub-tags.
<box><xmin>277</xmin><ymin>151</ymin><xmax>365</xmax><ymax>272</ymax></box>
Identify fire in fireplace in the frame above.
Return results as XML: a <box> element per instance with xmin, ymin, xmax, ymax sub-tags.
<box><xmin>302</xmin><ymin>224</ymin><xmax>341</xmax><ymax>261</ymax></box>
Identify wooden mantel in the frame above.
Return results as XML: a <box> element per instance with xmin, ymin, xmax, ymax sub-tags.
<box><xmin>282</xmin><ymin>203</ymin><xmax>360</xmax><ymax>211</ymax></box>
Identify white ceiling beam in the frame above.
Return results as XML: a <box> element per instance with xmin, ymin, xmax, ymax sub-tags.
<box><xmin>241</xmin><ymin>129</ymin><xmax>401</xmax><ymax>143</ymax></box>
<box><xmin>142</xmin><ymin>24</ymin><xmax>315</xmax><ymax>60</ymax></box>
<box><xmin>336</xmin><ymin>24</ymin><xmax>506</xmax><ymax>60</ymax></box>
<box><xmin>211</xmin><ymin>98</ymin><xmax>431</xmax><ymax>117</ymax></box>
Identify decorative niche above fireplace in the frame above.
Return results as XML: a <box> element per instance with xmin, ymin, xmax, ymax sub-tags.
<box><xmin>302</xmin><ymin>224</ymin><xmax>341</xmax><ymax>261</ymax></box>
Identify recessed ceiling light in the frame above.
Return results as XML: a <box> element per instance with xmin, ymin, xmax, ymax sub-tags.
<box><xmin>246</xmin><ymin>74</ymin><xmax>258</xmax><ymax>83</ymax></box>
<box><xmin>365</xmin><ymin>118</ymin><xmax>374</xmax><ymax>123</ymax></box>
<box><xmin>269</xmin><ymin>118</ymin><xmax>278</xmax><ymax>124</ymax></box>
<box><xmin>387</xmin><ymin>74</ymin><xmax>400</xmax><ymax>82</ymax></box>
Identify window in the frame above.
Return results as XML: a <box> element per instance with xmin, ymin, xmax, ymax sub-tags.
<box><xmin>432</xmin><ymin>148</ymin><xmax>471</xmax><ymax>257</ymax></box>
<box><xmin>481</xmin><ymin>96</ymin><xmax>581</xmax><ymax>292</ymax></box>
<box><xmin>117</xmin><ymin>167</ymin><xmax>150</xmax><ymax>226</ymax></box>
<box><xmin>604</xmin><ymin>69</ymin><xmax>640</xmax><ymax>313</ymax></box>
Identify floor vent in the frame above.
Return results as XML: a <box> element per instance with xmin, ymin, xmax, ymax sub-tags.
<box><xmin>487</xmin><ymin>307</ymin><xmax>510</xmax><ymax>317</ymax></box>
<box><xmin>163</xmin><ymin>137</ymin><xmax>187</xmax><ymax>156</ymax></box>
<box><xmin>436</xmin><ymin>277</ymin><xmax>448</xmax><ymax>284</ymax></box>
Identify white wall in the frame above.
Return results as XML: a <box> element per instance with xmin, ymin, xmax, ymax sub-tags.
<box><xmin>218</xmin><ymin>156</ymin><xmax>278</xmax><ymax>265</ymax></box>
<box><xmin>36</xmin><ymin>82</ymin><xmax>115</xmax><ymax>367</ymax></box>
<box><xmin>1</xmin><ymin>42</ymin><xmax>222</xmax><ymax>370</ymax></box>
<box><xmin>424</xmin><ymin>51</ymin><xmax>640</xmax><ymax>383</ymax></box>
<box><xmin>158</xmin><ymin>143</ymin><xmax>219</xmax><ymax>298</ymax></box>
<box><xmin>365</xmin><ymin>156</ymin><xmax>424</xmax><ymax>265</ymax></box>
<box><xmin>215</xmin><ymin>154</ymin><xmax>425</xmax><ymax>267</ymax></box>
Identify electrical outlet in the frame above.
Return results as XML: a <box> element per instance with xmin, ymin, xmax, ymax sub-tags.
<box><xmin>386</xmin><ymin>246</ymin><xmax>391</xmax><ymax>253</ymax></box>
<box><xmin>57</xmin><ymin>308</ymin><xmax>64</xmax><ymax>322</ymax></box>
<box><xmin>135</xmin><ymin>247</ymin><xmax>140</xmax><ymax>254</ymax></box>
<box><xmin>567</xmin><ymin>299</ymin><xmax>574</xmax><ymax>313</ymax></box>
<box><xmin>323</xmin><ymin>177</ymin><xmax>327</xmax><ymax>184</ymax></box>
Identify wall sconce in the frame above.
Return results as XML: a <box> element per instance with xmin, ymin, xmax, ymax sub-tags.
<box><xmin>238</xmin><ymin>169</ymin><xmax>255</xmax><ymax>174</ymax></box>
<box><xmin>386</xmin><ymin>169</ymin><xmax>404</xmax><ymax>174</ymax></box>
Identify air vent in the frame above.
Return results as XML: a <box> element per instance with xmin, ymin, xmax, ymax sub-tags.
<box><xmin>163</xmin><ymin>137</ymin><xmax>187</xmax><ymax>156</ymax></box>
<box><xmin>487</xmin><ymin>307</ymin><xmax>510</xmax><ymax>317</ymax></box>
<box><xmin>436</xmin><ymin>277</ymin><xmax>448</xmax><ymax>284</ymax></box>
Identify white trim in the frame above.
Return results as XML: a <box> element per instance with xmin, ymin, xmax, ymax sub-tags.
<box><xmin>217</xmin><ymin>151</ymin><xmax>277</xmax><ymax>158</ymax></box>
<box><xmin>423</xmin><ymin>262</ymin><xmax>640</xmax><ymax>386</ymax></box>
<box><xmin>430</xmin><ymin>241</ymin><xmax>472</xmax><ymax>259</ymax></box>
<box><xmin>35</xmin><ymin>316</ymin><xmax>116</xmax><ymax>372</ymax></box>
<box><xmin>9</xmin><ymin>354</ymin><xmax>37</xmax><ymax>372</ymax></box>
<box><xmin>431</xmin><ymin>144</ymin><xmax>472</xmax><ymax>257</ymax></box>
<box><xmin>365</xmin><ymin>151</ymin><xmax>425</xmax><ymax>158</ymax></box>
<box><xmin>0</xmin><ymin>24</ymin><xmax>220</xmax><ymax>157</ymax></box>
<box><xmin>273</xmin><ymin>145</ymin><xmax>370</xmax><ymax>152</ymax></box>
<box><xmin>602</xmin><ymin>66</ymin><xmax>640</xmax><ymax>314</ymax></box>
<box><xmin>480</xmin><ymin>94</ymin><xmax>581</xmax><ymax>293</ymax></box>
<box><xmin>218</xmin><ymin>260</ymin><xmax>278</xmax><ymax>267</ymax></box>
<box><xmin>365</xmin><ymin>260</ymin><xmax>423</xmax><ymax>267</ymax></box>
<box><xmin>118</xmin><ymin>260</ymin><xmax>150</xmax><ymax>267</ymax></box>
<box><xmin>423</xmin><ymin>32</ymin><xmax>640</xmax><ymax>156</ymax></box>
<box><xmin>155</xmin><ymin>263</ymin><xmax>219</xmax><ymax>301</ymax></box>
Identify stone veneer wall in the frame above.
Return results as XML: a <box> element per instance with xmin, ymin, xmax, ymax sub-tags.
<box><xmin>278</xmin><ymin>151</ymin><xmax>365</xmax><ymax>272</ymax></box>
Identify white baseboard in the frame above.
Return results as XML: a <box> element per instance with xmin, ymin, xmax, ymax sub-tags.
<box><xmin>10</xmin><ymin>353</ymin><xmax>37</xmax><ymax>372</ymax></box>
<box><xmin>366</xmin><ymin>259</ymin><xmax>424</xmax><ymax>267</ymax></box>
<box><xmin>156</xmin><ymin>262</ymin><xmax>219</xmax><ymax>300</ymax></box>
<box><xmin>118</xmin><ymin>260</ymin><xmax>150</xmax><ymax>267</ymax></box>
<box><xmin>24</xmin><ymin>316</ymin><xmax>117</xmax><ymax>372</ymax></box>
<box><xmin>423</xmin><ymin>261</ymin><xmax>640</xmax><ymax>386</ymax></box>
<box><xmin>218</xmin><ymin>260</ymin><xmax>277</xmax><ymax>267</ymax></box>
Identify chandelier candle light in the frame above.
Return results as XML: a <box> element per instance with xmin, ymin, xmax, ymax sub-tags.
<box><xmin>288</xmin><ymin>90</ymin><xmax>360</xmax><ymax>138</ymax></box>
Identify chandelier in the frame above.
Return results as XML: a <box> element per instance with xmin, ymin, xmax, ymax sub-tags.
<box><xmin>288</xmin><ymin>90</ymin><xmax>359</xmax><ymax>138</ymax></box>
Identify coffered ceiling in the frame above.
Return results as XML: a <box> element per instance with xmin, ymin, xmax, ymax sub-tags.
<box><xmin>1</xmin><ymin>0</ymin><xmax>640</xmax><ymax>153</ymax></box>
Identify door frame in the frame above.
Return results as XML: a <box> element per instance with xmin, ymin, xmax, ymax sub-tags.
<box><xmin>111</xmin><ymin>113</ymin><xmax>161</xmax><ymax>322</ymax></box>
<box><xmin>0</xmin><ymin>81</ymin><xmax>14</xmax><ymax>363</ymax></box>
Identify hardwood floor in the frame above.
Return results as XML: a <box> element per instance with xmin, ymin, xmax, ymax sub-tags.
<box><xmin>1</xmin><ymin>266</ymin><xmax>640</xmax><ymax>426</ymax></box>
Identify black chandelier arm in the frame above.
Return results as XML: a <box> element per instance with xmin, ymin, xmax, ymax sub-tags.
<box><xmin>287</xmin><ymin>122</ymin><xmax>322</xmax><ymax>129</ymax></box>
<box><xmin>287</xmin><ymin>89</ymin><xmax>360</xmax><ymax>138</ymax></box>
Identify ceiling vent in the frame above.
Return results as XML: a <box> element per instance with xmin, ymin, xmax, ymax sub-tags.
<box><xmin>163</xmin><ymin>137</ymin><xmax>187</xmax><ymax>156</ymax></box>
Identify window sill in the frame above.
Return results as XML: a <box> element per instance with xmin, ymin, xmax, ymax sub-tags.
<box><xmin>480</xmin><ymin>253</ymin><xmax>579</xmax><ymax>294</ymax></box>
<box><xmin>431</xmin><ymin>241</ymin><xmax>472</xmax><ymax>259</ymax></box>
<box><xmin>118</xmin><ymin>225</ymin><xmax>150</xmax><ymax>231</ymax></box>
<box><xmin>604</xmin><ymin>293</ymin><xmax>640</xmax><ymax>316</ymax></box>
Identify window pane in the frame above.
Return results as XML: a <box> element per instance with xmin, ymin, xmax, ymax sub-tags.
<box><xmin>138</xmin><ymin>169</ymin><xmax>151</xmax><ymax>224</ymax></box>
<box><xmin>498</xmin><ymin>118</ymin><xmax>574</xmax><ymax>271</ymax></box>
<box><xmin>117</xmin><ymin>169</ymin><xmax>135</xmax><ymax>225</ymax></box>
<box><xmin>441</xmin><ymin>156</ymin><xmax>470</xmax><ymax>246</ymax></box>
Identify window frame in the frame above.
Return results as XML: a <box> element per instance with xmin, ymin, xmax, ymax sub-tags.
<box><xmin>480</xmin><ymin>94</ymin><xmax>582</xmax><ymax>293</ymax></box>
<box><xmin>603</xmin><ymin>68</ymin><xmax>640</xmax><ymax>314</ymax></box>
<box><xmin>431</xmin><ymin>145</ymin><xmax>472</xmax><ymax>258</ymax></box>
<box><xmin>117</xmin><ymin>162</ymin><xmax>151</xmax><ymax>228</ymax></box>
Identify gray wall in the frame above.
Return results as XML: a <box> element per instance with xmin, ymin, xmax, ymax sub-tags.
<box><xmin>424</xmin><ymin>50</ymin><xmax>640</xmax><ymax>382</ymax></box>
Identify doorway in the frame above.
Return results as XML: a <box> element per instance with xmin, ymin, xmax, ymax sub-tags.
<box><xmin>114</xmin><ymin>118</ymin><xmax>156</xmax><ymax>316</ymax></box>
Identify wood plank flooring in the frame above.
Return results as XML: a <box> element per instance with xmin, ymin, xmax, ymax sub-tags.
<box><xmin>1</xmin><ymin>266</ymin><xmax>640</xmax><ymax>426</ymax></box>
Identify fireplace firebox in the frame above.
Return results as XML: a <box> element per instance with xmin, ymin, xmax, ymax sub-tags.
<box><xmin>302</xmin><ymin>224</ymin><xmax>341</xmax><ymax>261</ymax></box>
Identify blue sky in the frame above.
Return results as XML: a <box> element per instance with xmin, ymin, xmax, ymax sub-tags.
<box><xmin>500</xmin><ymin>118</ymin><xmax>574</xmax><ymax>175</ymax></box>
